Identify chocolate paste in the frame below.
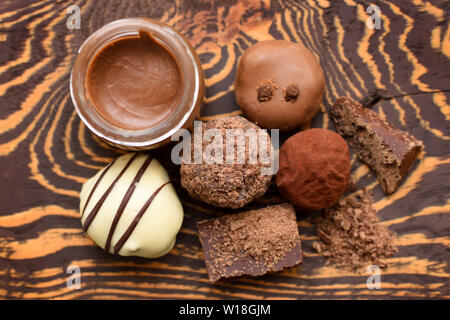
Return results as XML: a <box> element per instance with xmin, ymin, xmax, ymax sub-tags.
<box><xmin>87</xmin><ymin>31</ymin><xmax>182</xmax><ymax>130</ymax></box>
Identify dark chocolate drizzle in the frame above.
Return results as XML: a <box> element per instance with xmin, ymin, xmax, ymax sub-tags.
<box><xmin>81</xmin><ymin>159</ymin><xmax>116</xmax><ymax>219</ymax></box>
<box><xmin>82</xmin><ymin>153</ymin><xmax>139</xmax><ymax>232</ymax></box>
<box><xmin>113</xmin><ymin>181</ymin><xmax>170</xmax><ymax>255</ymax></box>
<box><xmin>104</xmin><ymin>155</ymin><xmax>153</xmax><ymax>253</ymax></box>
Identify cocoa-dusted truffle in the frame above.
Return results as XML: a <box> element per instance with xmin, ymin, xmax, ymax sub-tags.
<box><xmin>235</xmin><ymin>40</ymin><xmax>325</xmax><ymax>131</ymax></box>
<box><xmin>180</xmin><ymin>116</ymin><xmax>273</xmax><ymax>208</ymax></box>
<box><xmin>276</xmin><ymin>128</ymin><xmax>351</xmax><ymax>210</ymax></box>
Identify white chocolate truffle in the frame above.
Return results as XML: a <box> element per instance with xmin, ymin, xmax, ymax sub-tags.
<box><xmin>79</xmin><ymin>152</ymin><xmax>183</xmax><ymax>258</ymax></box>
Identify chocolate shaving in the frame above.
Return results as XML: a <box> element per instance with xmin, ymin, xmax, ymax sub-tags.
<box><xmin>313</xmin><ymin>189</ymin><xmax>398</xmax><ymax>271</ymax></box>
<box><xmin>345</xmin><ymin>176</ymin><xmax>357</xmax><ymax>193</ymax></box>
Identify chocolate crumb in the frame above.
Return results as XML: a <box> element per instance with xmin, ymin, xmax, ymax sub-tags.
<box><xmin>257</xmin><ymin>79</ymin><xmax>277</xmax><ymax>102</ymax></box>
<box><xmin>315</xmin><ymin>188</ymin><xmax>398</xmax><ymax>271</ymax></box>
<box><xmin>346</xmin><ymin>177</ymin><xmax>357</xmax><ymax>193</ymax></box>
<box><xmin>312</xmin><ymin>241</ymin><xmax>323</xmax><ymax>253</ymax></box>
<box><xmin>283</xmin><ymin>82</ymin><xmax>299</xmax><ymax>102</ymax></box>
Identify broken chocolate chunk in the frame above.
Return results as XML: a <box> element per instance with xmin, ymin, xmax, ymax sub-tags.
<box><xmin>197</xmin><ymin>203</ymin><xmax>302</xmax><ymax>283</ymax></box>
<box><xmin>315</xmin><ymin>188</ymin><xmax>398</xmax><ymax>271</ymax></box>
<box><xmin>330</xmin><ymin>97</ymin><xmax>423</xmax><ymax>195</ymax></box>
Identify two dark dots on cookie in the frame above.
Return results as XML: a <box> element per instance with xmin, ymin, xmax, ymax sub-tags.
<box><xmin>257</xmin><ymin>79</ymin><xmax>300</xmax><ymax>103</ymax></box>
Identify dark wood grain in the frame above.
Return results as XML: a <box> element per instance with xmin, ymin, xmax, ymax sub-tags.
<box><xmin>0</xmin><ymin>0</ymin><xmax>449</xmax><ymax>299</ymax></box>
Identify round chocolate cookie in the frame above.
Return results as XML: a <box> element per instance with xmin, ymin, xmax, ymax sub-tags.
<box><xmin>235</xmin><ymin>40</ymin><xmax>325</xmax><ymax>131</ymax></box>
<box><xmin>276</xmin><ymin>128</ymin><xmax>351</xmax><ymax>211</ymax></box>
<box><xmin>180</xmin><ymin>116</ymin><xmax>273</xmax><ymax>208</ymax></box>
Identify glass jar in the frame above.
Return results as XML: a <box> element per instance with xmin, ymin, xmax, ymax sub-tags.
<box><xmin>70</xmin><ymin>18</ymin><xmax>204</xmax><ymax>150</ymax></box>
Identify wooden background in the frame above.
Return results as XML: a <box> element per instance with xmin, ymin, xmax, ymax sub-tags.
<box><xmin>0</xmin><ymin>0</ymin><xmax>449</xmax><ymax>299</ymax></box>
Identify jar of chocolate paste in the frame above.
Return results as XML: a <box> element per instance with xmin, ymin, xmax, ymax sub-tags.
<box><xmin>70</xmin><ymin>18</ymin><xmax>204</xmax><ymax>150</ymax></box>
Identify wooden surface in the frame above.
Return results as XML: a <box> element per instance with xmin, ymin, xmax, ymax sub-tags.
<box><xmin>0</xmin><ymin>0</ymin><xmax>449</xmax><ymax>299</ymax></box>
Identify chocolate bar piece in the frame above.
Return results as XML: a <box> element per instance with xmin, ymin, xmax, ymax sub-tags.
<box><xmin>197</xmin><ymin>203</ymin><xmax>302</xmax><ymax>283</ymax></box>
<box><xmin>331</xmin><ymin>97</ymin><xmax>423</xmax><ymax>195</ymax></box>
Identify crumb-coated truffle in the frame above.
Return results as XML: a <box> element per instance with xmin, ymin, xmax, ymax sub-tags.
<box><xmin>235</xmin><ymin>40</ymin><xmax>325</xmax><ymax>131</ymax></box>
<box><xmin>180</xmin><ymin>116</ymin><xmax>273</xmax><ymax>209</ymax></box>
<box><xmin>276</xmin><ymin>128</ymin><xmax>351</xmax><ymax>211</ymax></box>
